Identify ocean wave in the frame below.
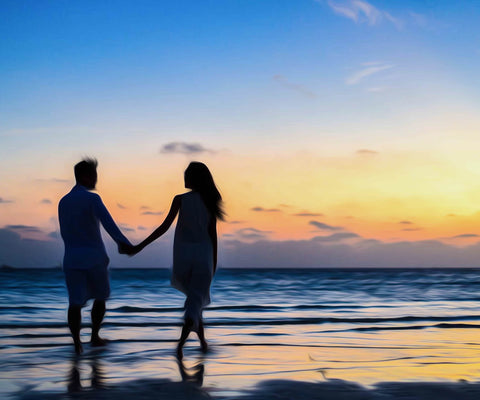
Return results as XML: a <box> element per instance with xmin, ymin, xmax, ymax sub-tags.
<box><xmin>3</xmin><ymin>315</ymin><xmax>480</xmax><ymax>330</ymax></box>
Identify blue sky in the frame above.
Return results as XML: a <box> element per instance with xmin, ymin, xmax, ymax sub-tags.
<box><xmin>1</xmin><ymin>1</ymin><xmax>480</xmax><ymax>267</ymax></box>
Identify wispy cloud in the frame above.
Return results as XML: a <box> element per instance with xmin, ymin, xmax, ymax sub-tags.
<box><xmin>40</xmin><ymin>199</ymin><xmax>52</xmax><ymax>205</ymax></box>
<box><xmin>324</xmin><ymin>0</ymin><xmax>402</xmax><ymax>28</ymax></box>
<box><xmin>5</xmin><ymin>224</ymin><xmax>43</xmax><ymax>233</ymax></box>
<box><xmin>398</xmin><ymin>220</ymin><xmax>413</xmax><ymax>225</ymax></box>
<box><xmin>273</xmin><ymin>75</ymin><xmax>316</xmax><ymax>99</ymax></box>
<box><xmin>356</xmin><ymin>149</ymin><xmax>378</xmax><ymax>156</ymax></box>
<box><xmin>117</xmin><ymin>203</ymin><xmax>127</xmax><ymax>209</ymax></box>
<box><xmin>119</xmin><ymin>223</ymin><xmax>135</xmax><ymax>232</ymax></box>
<box><xmin>294</xmin><ymin>212</ymin><xmax>324</xmax><ymax>217</ymax></box>
<box><xmin>450</xmin><ymin>234</ymin><xmax>480</xmax><ymax>239</ymax></box>
<box><xmin>160</xmin><ymin>142</ymin><xmax>214</xmax><ymax>155</ymax></box>
<box><xmin>251</xmin><ymin>207</ymin><xmax>282</xmax><ymax>213</ymax></box>
<box><xmin>137</xmin><ymin>225</ymin><xmax>148</xmax><ymax>231</ymax></box>
<box><xmin>313</xmin><ymin>232</ymin><xmax>361</xmax><ymax>242</ymax></box>
<box><xmin>0</xmin><ymin>197</ymin><xmax>13</xmax><ymax>204</ymax></box>
<box><xmin>309</xmin><ymin>220</ymin><xmax>344</xmax><ymax>231</ymax></box>
<box><xmin>141</xmin><ymin>211</ymin><xmax>163</xmax><ymax>216</ymax></box>
<box><xmin>235</xmin><ymin>227</ymin><xmax>273</xmax><ymax>241</ymax></box>
<box><xmin>346</xmin><ymin>63</ymin><xmax>394</xmax><ymax>85</ymax></box>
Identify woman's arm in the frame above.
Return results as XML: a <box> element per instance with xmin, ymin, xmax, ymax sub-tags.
<box><xmin>208</xmin><ymin>217</ymin><xmax>218</xmax><ymax>274</ymax></box>
<box><xmin>134</xmin><ymin>195</ymin><xmax>181</xmax><ymax>253</ymax></box>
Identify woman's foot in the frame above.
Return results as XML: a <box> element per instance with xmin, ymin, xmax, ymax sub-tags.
<box><xmin>200</xmin><ymin>339</ymin><xmax>208</xmax><ymax>354</ymax></box>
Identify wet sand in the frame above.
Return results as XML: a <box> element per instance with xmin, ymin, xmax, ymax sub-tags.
<box><xmin>3</xmin><ymin>324</ymin><xmax>480</xmax><ymax>399</ymax></box>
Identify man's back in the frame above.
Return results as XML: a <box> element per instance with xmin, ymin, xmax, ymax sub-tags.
<box><xmin>59</xmin><ymin>184</ymin><xmax>129</xmax><ymax>269</ymax></box>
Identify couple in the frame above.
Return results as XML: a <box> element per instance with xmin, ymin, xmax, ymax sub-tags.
<box><xmin>58</xmin><ymin>158</ymin><xmax>224</xmax><ymax>358</ymax></box>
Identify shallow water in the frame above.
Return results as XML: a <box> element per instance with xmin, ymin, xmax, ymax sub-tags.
<box><xmin>2</xmin><ymin>268</ymin><xmax>480</xmax><ymax>398</ymax></box>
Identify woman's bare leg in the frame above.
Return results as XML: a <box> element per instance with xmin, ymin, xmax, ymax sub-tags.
<box><xmin>198</xmin><ymin>319</ymin><xmax>208</xmax><ymax>353</ymax></box>
<box><xmin>176</xmin><ymin>317</ymin><xmax>193</xmax><ymax>360</ymax></box>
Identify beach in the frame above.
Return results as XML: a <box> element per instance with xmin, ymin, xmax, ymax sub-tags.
<box><xmin>2</xmin><ymin>268</ymin><xmax>480</xmax><ymax>399</ymax></box>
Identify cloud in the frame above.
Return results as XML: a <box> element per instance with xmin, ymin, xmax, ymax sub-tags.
<box><xmin>119</xmin><ymin>224</ymin><xmax>135</xmax><ymax>232</ymax></box>
<box><xmin>399</xmin><ymin>220</ymin><xmax>413</xmax><ymax>225</ymax></box>
<box><xmin>251</xmin><ymin>207</ymin><xmax>281</xmax><ymax>213</ymax></box>
<box><xmin>0</xmin><ymin>197</ymin><xmax>13</xmax><ymax>204</ymax></box>
<box><xmin>35</xmin><ymin>178</ymin><xmax>70</xmax><ymax>183</ymax></box>
<box><xmin>227</xmin><ymin>220</ymin><xmax>245</xmax><ymax>224</ymax></box>
<box><xmin>356</xmin><ymin>149</ymin><xmax>378</xmax><ymax>156</ymax></box>
<box><xmin>309</xmin><ymin>220</ymin><xmax>343</xmax><ymax>231</ymax></box>
<box><xmin>5</xmin><ymin>225</ymin><xmax>43</xmax><ymax>234</ymax></box>
<box><xmin>273</xmin><ymin>75</ymin><xmax>316</xmax><ymax>99</ymax></box>
<box><xmin>294</xmin><ymin>212</ymin><xmax>324</xmax><ymax>217</ymax></box>
<box><xmin>402</xmin><ymin>228</ymin><xmax>422</xmax><ymax>232</ymax></box>
<box><xmin>140</xmin><ymin>206</ymin><xmax>151</xmax><ymax>210</ymax></box>
<box><xmin>40</xmin><ymin>198</ymin><xmax>52</xmax><ymax>205</ymax></box>
<box><xmin>137</xmin><ymin>225</ymin><xmax>148</xmax><ymax>231</ymax></box>
<box><xmin>346</xmin><ymin>63</ymin><xmax>394</xmax><ymax>85</ymax></box>
<box><xmin>312</xmin><ymin>232</ymin><xmax>361</xmax><ymax>242</ymax></box>
<box><xmin>160</xmin><ymin>142</ymin><xmax>214</xmax><ymax>155</ymax></box>
<box><xmin>0</xmin><ymin>228</ymin><xmax>63</xmax><ymax>268</ymax></box>
<box><xmin>450</xmin><ymin>234</ymin><xmax>480</xmax><ymax>239</ymax></box>
<box><xmin>117</xmin><ymin>203</ymin><xmax>127</xmax><ymax>209</ymax></box>
<box><xmin>141</xmin><ymin>211</ymin><xmax>163</xmax><ymax>216</ymax></box>
<box><xmin>221</xmin><ymin>236</ymin><xmax>480</xmax><ymax>269</ymax></box>
<box><xmin>324</xmin><ymin>0</ymin><xmax>402</xmax><ymax>28</ymax></box>
<box><xmin>232</xmin><ymin>227</ymin><xmax>273</xmax><ymax>241</ymax></box>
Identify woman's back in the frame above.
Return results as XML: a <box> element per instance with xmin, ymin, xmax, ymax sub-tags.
<box><xmin>174</xmin><ymin>191</ymin><xmax>211</xmax><ymax>244</ymax></box>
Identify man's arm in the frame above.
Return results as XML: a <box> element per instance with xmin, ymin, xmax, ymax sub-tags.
<box><xmin>94</xmin><ymin>195</ymin><xmax>132</xmax><ymax>246</ymax></box>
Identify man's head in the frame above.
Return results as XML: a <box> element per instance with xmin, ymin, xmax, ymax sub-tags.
<box><xmin>74</xmin><ymin>158</ymin><xmax>98</xmax><ymax>190</ymax></box>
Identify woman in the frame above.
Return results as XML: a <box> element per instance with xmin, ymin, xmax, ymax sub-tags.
<box><xmin>130</xmin><ymin>162</ymin><xmax>224</xmax><ymax>359</ymax></box>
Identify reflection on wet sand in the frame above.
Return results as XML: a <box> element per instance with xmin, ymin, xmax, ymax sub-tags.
<box><xmin>67</xmin><ymin>352</ymin><xmax>106</xmax><ymax>393</ymax></box>
<box><xmin>177</xmin><ymin>358</ymin><xmax>205</xmax><ymax>386</ymax></box>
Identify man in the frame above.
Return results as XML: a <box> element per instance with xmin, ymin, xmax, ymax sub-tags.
<box><xmin>58</xmin><ymin>158</ymin><xmax>132</xmax><ymax>354</ymax></box>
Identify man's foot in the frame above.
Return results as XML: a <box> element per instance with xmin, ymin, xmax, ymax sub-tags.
<box><xmin>74</xmin><ymin>341</ymin><xmax>83</xmax><ymax>355</ymax></box>
<box><xmin>176</xmin><ymin>345</ymin><xmax>184</xmax><ymax>360</ymax></box>
<box><xmin>90</xmin><ymin>337</ymin><xmax>108</xmax><ymax>347</ymax></box>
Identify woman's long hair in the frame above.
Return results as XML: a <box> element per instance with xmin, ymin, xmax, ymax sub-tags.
<box><xmin>185</xmin><ymin>162</ymin><xmax>225</xmax><ymax>221</ymax></box>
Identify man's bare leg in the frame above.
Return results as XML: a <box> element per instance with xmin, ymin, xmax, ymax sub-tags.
<box><xmin>91</xmin><ymin>300</ymin><xmax>107</xmax><ymax>346</ymax></box>
<box><xmin>68</xmin><ymin>305</ymin><xmax>83</xmax><ymax>354</ymax></box>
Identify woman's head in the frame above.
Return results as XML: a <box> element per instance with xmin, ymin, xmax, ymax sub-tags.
<box><xmin>184</xmin><ymin>162</ymin><xmax>225</xmax><ymax>220</ymax></box>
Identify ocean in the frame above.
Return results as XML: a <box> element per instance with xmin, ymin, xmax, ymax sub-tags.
<box><xmin>2</xmin><ymin>268</ymin><xmax>480</xmax><ymax>399</ymax></box>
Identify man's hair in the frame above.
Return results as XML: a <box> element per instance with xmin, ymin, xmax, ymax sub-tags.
<box><xmin>74</xmin><ymin>158</ymin><xmax>98</xmax><ymax>181</ymax></box>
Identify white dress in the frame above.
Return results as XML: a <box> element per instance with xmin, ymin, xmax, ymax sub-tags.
<box><xmin>171</xmin><ymin>191</ymin><xmax>213</xmax><ymax>330</ymax></box>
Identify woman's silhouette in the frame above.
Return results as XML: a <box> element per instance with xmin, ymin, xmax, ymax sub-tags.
<box><xmin>129</xmin><ymin>162</ymin><xmax>224</xmax><ymax>358</ymax></box>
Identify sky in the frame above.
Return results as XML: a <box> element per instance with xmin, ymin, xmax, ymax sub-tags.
<box><xmin>1</xmin><ymin>0</ymin><xmax>480</xmax><ymax>268</ymax></box>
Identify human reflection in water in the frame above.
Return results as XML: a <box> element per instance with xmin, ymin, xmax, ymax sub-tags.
<box><xmin>67</xmin><ymin>353</ymin><xmax>106</xmax><ymax>393</ymax></box>
<box><xmin>177</xmin><ymin>358</ymin><xmax>205</xmax><ymax>387</ymax></box>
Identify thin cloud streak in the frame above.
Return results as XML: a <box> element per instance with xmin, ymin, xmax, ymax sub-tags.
<box><xmin>273</xmin><ymin>75</ymin><xmax>316</xmax><ymax>99</ymax></box>
<box><xmin>142</xmin><ymin>211</ymin><xmax>163</xmax><ymax>216</ymax></box>
<box><xmin>309</xmin><ymin>220</ymin><xmax>344</xmax><ymax>231</ymax></box>
<box><xmin>324</xmin><ymin>0</ymin><xmax>403</xmax><ymax>29</ymax></box>
<box><xmin>160</xmin><ymin>142</ymin><xmax>214</xmax><ymax>155</ymax></box>
<box><xmin>346</xmin><ymin>63</ymin><xmax>394</xmax><ymax>85</ymax></box>
<box><xmin>251</xmin><ymin>207</ymin><xmax>282</xmax><ymax>213</ymax></box>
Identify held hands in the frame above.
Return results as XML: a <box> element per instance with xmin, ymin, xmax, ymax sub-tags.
<box><xmin>118</xmin><ymin>242</ymin><xmax>142</xmax><ymax>256</ymax></box>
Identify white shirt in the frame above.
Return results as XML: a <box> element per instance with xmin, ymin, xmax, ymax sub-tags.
<box><xmin>58</xmin><ymin>184</ymin><xmax>131</xmax><ymax>269</ymax></box>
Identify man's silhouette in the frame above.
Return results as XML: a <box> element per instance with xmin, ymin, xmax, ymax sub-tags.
<box><xmin>58</xmin><ymin>158</ymin><xmax>132</xmax><ymax>354</ymax></box>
